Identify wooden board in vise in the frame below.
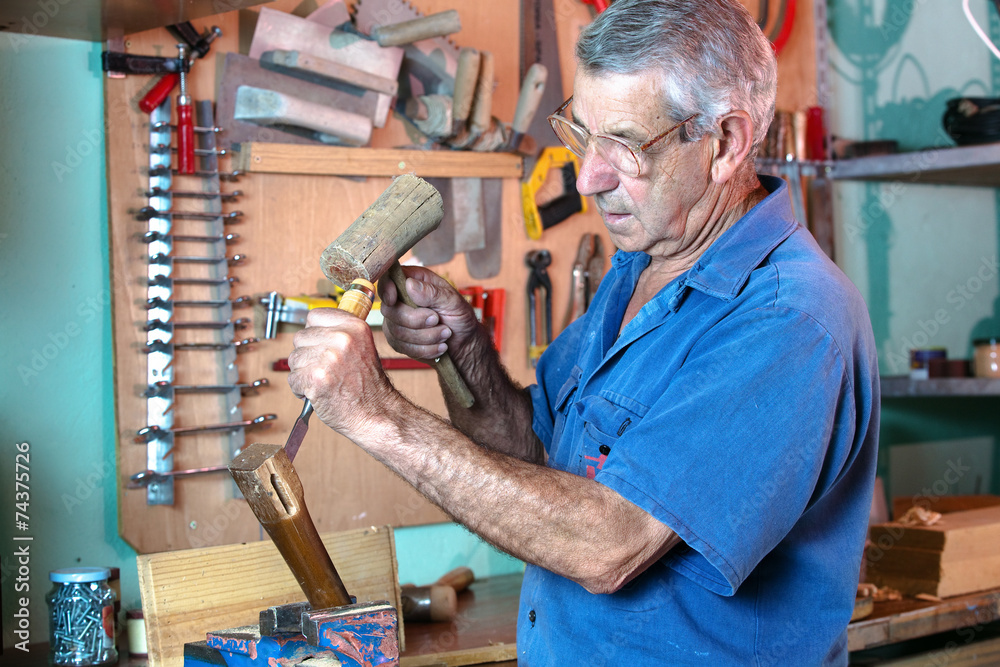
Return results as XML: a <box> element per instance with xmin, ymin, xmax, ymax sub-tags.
<box><xmin>216</xmin><ymin>52</ymin><xmax>379</xmax><ymax>148</ymax></box>
<box><xmin>137</xmin><ymin>525</ymin><xmax>403</xmax><ymax>667</ymax></box>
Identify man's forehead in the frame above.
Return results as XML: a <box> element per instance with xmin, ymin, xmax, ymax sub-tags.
<box><xmin>572</xmin><ymin>68</ymin><xmax>669</xmax><ymax>128</ymax></box>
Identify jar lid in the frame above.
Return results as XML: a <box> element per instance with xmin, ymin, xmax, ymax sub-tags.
<box><xmin>50</xmin><ymin>567</ymin><xmax>111</xmax><ymax>583</ymax></box>
<box><xmin>973</xmin><ymin>338</ymin><xmax>999</xmax><ymax>346</ymax></box>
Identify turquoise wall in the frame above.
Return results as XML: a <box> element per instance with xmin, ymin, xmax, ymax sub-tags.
<box><xmin>0</xmin><ymin>34</ymin><xmax>519</xmax><ymax>651</ymax></box>
<box><xmin>828</xmin><ymin>0</ymin><xmax>1000</xmax><ymax>500</ymax></box>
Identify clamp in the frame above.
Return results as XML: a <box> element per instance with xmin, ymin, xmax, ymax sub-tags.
<box><xmin>526</xmin><ymin>250</ymin><xmax>553</xmax><ymax>367</ymax></box>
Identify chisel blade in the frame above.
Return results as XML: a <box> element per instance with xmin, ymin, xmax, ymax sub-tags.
<box><xmin>283</xmin><ymin>399</ymin><xmax>313</xmax><ymax>462</ymax></box>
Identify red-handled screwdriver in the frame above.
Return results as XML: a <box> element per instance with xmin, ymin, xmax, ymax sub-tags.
<box><xmin>175</xmin><ymin>44</ymin><xmax>195</xmax><ymax>175</ymax></box>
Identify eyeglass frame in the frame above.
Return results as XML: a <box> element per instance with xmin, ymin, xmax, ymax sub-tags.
<box><xmin>547</xmin><ymin>95</ymin><xmax>698</xmax><ymax>177</ymax></box>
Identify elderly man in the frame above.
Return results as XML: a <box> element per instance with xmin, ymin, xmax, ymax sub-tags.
<box><xmin>289</xmin><ymin>0</ymin><xmax>879</xmax><ymax>663</ymax></box>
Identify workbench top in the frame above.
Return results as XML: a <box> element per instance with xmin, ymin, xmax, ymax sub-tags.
<box><xmin>11</xmin><ymin>575</ymin><xmax>997</xmax><ymax>665</ymax></box>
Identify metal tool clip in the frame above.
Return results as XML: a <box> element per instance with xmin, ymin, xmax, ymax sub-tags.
<box><xmin>135</xmin><ymin>414</ymin><xmax>276</xmax><ymax>441</ymax></box>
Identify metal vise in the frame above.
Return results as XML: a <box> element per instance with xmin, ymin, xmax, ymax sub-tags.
<box><xmin>184</xmin><ymin>599</ymin><xmax>399</xmax><ymax>666</ymax></box>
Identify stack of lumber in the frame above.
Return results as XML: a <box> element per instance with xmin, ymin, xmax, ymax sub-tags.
<box><xmin>866</xmin><ymin>505</ymin><xmax>1000</xmax><ymax>598</ymax></box>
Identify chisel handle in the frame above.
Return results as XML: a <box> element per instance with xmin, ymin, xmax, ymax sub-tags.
<box><xmin>230</xmin><ymin>444</ymin><xmax>352</xmax><ymax>610</ymax></box>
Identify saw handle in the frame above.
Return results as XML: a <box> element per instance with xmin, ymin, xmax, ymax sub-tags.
<box><xmin>388</xmin><ymin>262</ymin><xmax>474</xmax><ymax>409</ymax></box>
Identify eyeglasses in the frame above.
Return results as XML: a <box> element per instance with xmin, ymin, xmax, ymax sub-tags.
<box><xmin>547</xmin><ymin>96</ymin><xmax>697</xmax><ymax>177</ymax></box>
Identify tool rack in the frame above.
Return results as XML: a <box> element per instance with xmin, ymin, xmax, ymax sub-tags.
<box><xmin>105</xmin><ymin>0</ymin><xmax>820</xmax><ymax>555</ymax></box>
<box><xmin>139</xmin><ymin>99</ymin><xmax>257</xmax><ymax>505</ymax></box>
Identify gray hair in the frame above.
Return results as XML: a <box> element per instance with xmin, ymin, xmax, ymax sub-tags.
<box><xmin>575</xmin><ymin>0</ymin><xmax>777</xmax><ymax>159</ymax></box>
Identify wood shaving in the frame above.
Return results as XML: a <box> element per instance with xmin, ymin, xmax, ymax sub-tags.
<box><xmin>857</xmin><ymin>583</ymin><xmax>902</xmax><ymax>602</ymax></box>
<box><xmin>873</xmin><ymin>586</ymin><xmax>902</xmax><ymax>602</ymax></box>
<box><xmin>896</xmin><ymin>506</ymin><xmax>942</xmax><ymax>526</ymax></box>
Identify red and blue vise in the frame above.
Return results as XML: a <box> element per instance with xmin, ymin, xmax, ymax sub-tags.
<box><xmin>184</xmin><ymin>599</ymin><xmax>399</xmax><ymax>667</ymax></box>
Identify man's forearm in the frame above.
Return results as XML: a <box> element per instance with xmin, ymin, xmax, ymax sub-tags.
<box><xmin>441</xmin><ymin>325</ymin><xmax>544</xmax><ymax>464</ymax></box>
<box><xmin>360</xmin><ymin>398</ymin><xmax>678</xmax><ymax>594</ymax></box>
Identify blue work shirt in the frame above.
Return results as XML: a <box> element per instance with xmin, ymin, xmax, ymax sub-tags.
<box><xmin>520</xmin><ymin>176</ymin><xmax>879</xmax><ymax>666</ymax></box>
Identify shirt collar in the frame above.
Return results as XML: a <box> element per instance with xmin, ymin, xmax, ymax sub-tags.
<box><xmin>610</xmin><ymin>175</ymin><xmax>797</xmax><ymax>303</ymax></box>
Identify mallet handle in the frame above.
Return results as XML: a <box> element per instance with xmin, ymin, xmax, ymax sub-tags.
<box><xmin>388</xmin><ymin>261</ymin><xmax>475</xmax><ymax>409</ymax></box>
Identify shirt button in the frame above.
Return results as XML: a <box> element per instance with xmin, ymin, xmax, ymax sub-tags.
<box><xmin>528</xmin><ymin>609</ymin><xmax>536</xmax><ymax>626</ymax></box>
<box><xmin>599</xmin><ymin>444</ymin><xmax>611</xmax><ymax>456</ymax></box>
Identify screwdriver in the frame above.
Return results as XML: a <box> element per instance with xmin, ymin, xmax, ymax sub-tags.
<box><xmin>175</xmin><ymin>43</ymin><xmax>195</xmax><ymax>175</ymax></box>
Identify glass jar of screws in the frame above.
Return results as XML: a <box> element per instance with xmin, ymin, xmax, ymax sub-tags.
<box><xmin>46</xmin><ymin>567</ymin><xmax>118</xmax><ymax>666</ymax></box>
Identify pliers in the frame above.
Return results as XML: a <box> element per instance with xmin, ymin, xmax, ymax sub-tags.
<box><xmin>562</xmin><ymin>233</ymin><xmax>605</xmax><ymax>330</ymax></box>
<box><xmin>526</xmin><ymin>250</ymin><xmax>552</xmax><ymax>367</ymax></box>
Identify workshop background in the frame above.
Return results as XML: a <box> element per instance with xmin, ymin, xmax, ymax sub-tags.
<box><xmin>2</xmin><ymin>0</ymin><xmax>1000</xmax><ymax>659</ymax></box>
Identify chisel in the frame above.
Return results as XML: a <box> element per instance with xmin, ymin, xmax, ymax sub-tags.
<box><xmin>282</xmin><ymin>278</ymin><xmax>376</xmax><ymax>462</ymax></box>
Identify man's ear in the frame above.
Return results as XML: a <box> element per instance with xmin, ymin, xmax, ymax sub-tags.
<box><xmin>709</xmin><ymin>110</ymin><xmax>755</xmax><ymax>185</ymax></box>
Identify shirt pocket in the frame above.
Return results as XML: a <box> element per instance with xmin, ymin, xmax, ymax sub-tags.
<box><xmin>574</xmin><ymin>391</ymin><xmax>647</xmax><ymax>479</ymax></box>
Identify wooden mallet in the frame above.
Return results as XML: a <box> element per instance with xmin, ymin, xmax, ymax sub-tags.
<box><xmin>321</xmin><ymin>173</ymin><xmax>474</xmax><ymax>409</ymax></box>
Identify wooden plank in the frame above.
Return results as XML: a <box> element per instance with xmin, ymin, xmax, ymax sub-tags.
<box><xmin>235</xmin><ymin>143</ymin><xmax>524</xmax><ymax>178</ymax></box>
<box><xmin>863</xmin><ymin>635</ymin><xmax>1000</xmax><ymax>667</ymax></box>
<box><xmin>869</xmin><ymin>506</ymin><xmax>1000</xmax><ymax>553</ymax></box>
<box><xmin>847</xmin><ymin>587</ymin><xmax>1000</xmax><ymax>652</ymax></box>
<box><xmin>138</xmin><ymin>525</ymin><xmax>403</xmax><ymax>667</ymax></box>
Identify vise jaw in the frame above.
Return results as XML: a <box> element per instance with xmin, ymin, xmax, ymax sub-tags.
<box><xmin>183</xmin><ymin>600</ymin><xmax>399</xmax><ymax>666</ymax></box>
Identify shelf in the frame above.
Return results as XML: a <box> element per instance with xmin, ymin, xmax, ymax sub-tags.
<box><xmin>828</xmin><ymin>142</ymin><xmax>1000</xmax><ymax>187</ymax></box>
<box><xmin>235</xmin><ymin>142</ymin><xmax>524</xmax><ymax>179</ymax></box>
<box><xmin>848</xmin><ymin>586</ymin><xmax>1000</xmax><ymax>652</ymax></box>
<box><xmin>0</xmin><ymin>0</ymin><xmax>268</xmax><ymax>42</ymax></box>
<box><xmin>881</xmin><ymin>375</ymin><xmax>1000</xmax><ymax>397</ymax></box>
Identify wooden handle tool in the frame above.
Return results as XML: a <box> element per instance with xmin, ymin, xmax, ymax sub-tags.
<box><xmin>229</xmin><ymin>443</ymin><xmax>352</xmax><ymax>610</ymax></box>
<box><xmin>320</xmin><ymin>174</ymin><xmax>475</xmax><ymax>408</ymax></box>
<box><xmin>370</xmin><ymin>9</ymin><xmax>462</xmax><ymax>47</ymax></box>
<box><xmin>451</xmin><ymin>48</ymin><xmax>481</xmax><ymax>138</ymax></box>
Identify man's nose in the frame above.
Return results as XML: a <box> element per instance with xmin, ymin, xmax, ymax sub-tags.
<box><xmin>574</xmin><ymin>142</ymin><xmax>620</xmax><ymax>197</ymax></box>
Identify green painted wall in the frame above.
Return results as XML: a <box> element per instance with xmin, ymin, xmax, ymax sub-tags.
<box><xmin>828</xmin><ymin>0</ymin><xmax>1000</xmax><ymax>501</ymax></box>
<box><xmin>0</xmin><ymin>34</ymin><xmax>518</xmax><ymax>652</ymax></box>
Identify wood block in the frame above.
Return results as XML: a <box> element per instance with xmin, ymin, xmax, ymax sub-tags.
<box><xmin>866</xmin><ymin>555</ymin><xmax>1000</xmax><ymax>599</ymax></box>
<box><xmin>866</xmin><ymin>506</ymin><xmax>1000</xmax><ymax>597</ymax></box>
<box><xmin>892</xmin><ymin>494</ymin><xmax>1000</xmax><ymax>521</ymax></box>
<box><xmin>138</xmin><ymin>525</ymin><xmax>403</xmax><ymax>667</ymax></box>
<box><xmin>868</xmin><ymin>505</ymin><xmax>1000</xmax><ymax>555</ymax></box>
